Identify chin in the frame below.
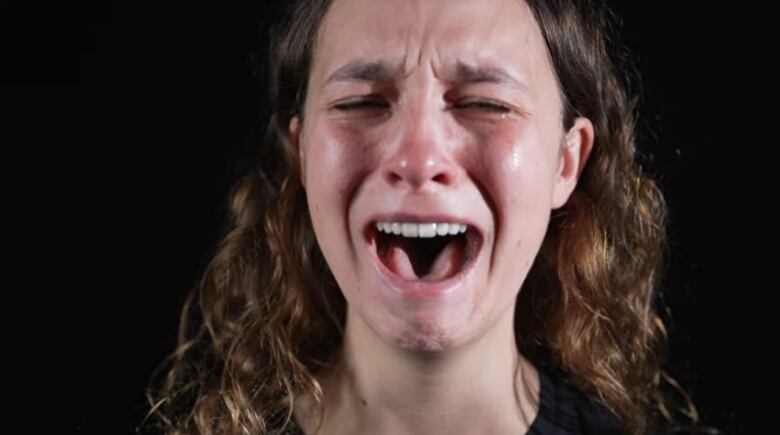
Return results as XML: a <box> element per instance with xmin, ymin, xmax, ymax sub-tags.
<box><xmin>359</xmin><ymin>303</ymin><xmax>480</xmax><ymax>355</ymax></box>
<box><xmin>394</xmin><ymin>317</ymin><xmax>457</xmax><ymax>353</ymax></box>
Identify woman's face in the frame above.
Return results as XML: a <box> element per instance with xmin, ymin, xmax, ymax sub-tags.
<box><xmin>291</xmin><ymin>0</ymin><xmax>592</xmax><ymax>351</ymax></box>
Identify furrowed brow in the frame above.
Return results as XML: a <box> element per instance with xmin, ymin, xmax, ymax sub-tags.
<box><xmin>322</xmin><ymin>59</ymin><xmax>533</xmax><ymax>98</ymax></box>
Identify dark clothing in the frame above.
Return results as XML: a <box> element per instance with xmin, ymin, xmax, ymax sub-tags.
<box><xmin>528</xmin><ymin>359</ymin><xmax>625</xmax><ymax>434</ymax></box>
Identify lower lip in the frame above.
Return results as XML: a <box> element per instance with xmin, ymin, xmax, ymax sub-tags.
<box><xmin>365</xmin><ymin>234</ymin><xmax>481</xmax><ymax>301</ymax></box>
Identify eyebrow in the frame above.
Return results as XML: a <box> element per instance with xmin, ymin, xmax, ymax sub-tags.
<box><xmin>324</xmin><ymin>59</ymin><xmax>402</xmax><ymax>85</ymax></box>
<box><xmin>323</xmin><ymin>59</ymin><xmax>531</xmax><ymax>93</ymax></box>
<box><xmin>451</xmin><ymin>62</ymin><xmax>530</xmax><ymax>93</ymax></box>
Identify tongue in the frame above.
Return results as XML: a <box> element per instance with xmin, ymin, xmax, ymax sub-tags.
<box><xmin>386</xmin><ymin>245</ymin><xmax>417</xmax><ymax>280</ymax></box>
<box><xmin>422</xmin><ymin>240</ymin><xmax>462</xmax><ymax>281</ymax></box>
<box><xmin>386</xmin><ymin>239</ymin><xmax>462</xmax><ymax>282</ymax></box>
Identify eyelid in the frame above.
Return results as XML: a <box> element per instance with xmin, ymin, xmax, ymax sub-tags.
<box><xmin>455</xmin><ymin>98</ymin><xmax>513</xmax><ymax>113</ymax></box>
<box><xmin>332</xmin><ymin>97</ymin><xmax>390</xmax><ymax>111</ymax></box>
<box><xmin>329</xmin><ymin>96</ymin><xmax>519</xmax><ymax>117</ymax></box>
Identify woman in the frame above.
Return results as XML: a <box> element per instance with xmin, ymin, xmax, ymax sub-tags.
<box><xmin>146</xmin><ymin>0</ymin><xmax>701</xmax><ymax>434</ymax></box>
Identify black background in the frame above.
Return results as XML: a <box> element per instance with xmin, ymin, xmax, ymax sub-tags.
<box><xmin>5</xmin><ymin>1</ymin><xmax>772</xmax><ymax>434</ymax></box>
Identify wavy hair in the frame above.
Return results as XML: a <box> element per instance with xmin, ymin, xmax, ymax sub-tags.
<box><xmin>143</xmin><ymin>1</ymin><xmax>704</xmax><ymax>434</ymax></box>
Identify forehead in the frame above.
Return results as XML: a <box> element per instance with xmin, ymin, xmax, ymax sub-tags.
<box><xmin>311</xmin><ymin>0</ymin><xmax>552</xmax><ymax>92</ymax></box>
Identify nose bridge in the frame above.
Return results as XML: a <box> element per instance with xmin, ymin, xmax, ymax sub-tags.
<box><xmin>383</xmin><ymin>79</ymin><xmax>458</xmax><ymax>191</ymax></box>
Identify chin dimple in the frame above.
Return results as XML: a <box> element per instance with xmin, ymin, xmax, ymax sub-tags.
<box><xmin>375</xmin><ymin>221</ymin><xmax>468</xmax><ymax>238</ymax></box>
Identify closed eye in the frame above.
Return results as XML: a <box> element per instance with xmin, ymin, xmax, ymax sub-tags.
<box><xmin>331</xmin><ymin>98</ymin><xmax>514</xmax><ymax>116</ymax></box>
<box><xmin>333</xmin><ymin>99</ymin><xmax>390</xmax><ymax>111</ymax></box>
<box><xmin>456</xmin><ymin>100</ymin><xmax>512</xmax><ymax>113</ymax></box>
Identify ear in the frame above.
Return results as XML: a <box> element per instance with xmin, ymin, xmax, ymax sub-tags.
<box><xmin>288</xmin><ymin>115</ymin><xmax>305</xmax><ymax>189</ymax></box>
<box><xmin>551</xmin><ymin>117</ymin><xmax>594</xmax><ymax>209</ymax></box>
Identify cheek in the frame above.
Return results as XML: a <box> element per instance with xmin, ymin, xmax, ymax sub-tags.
<box><xmin>303</xmin><ymin>122</ymin><xmax>382</xmax><ymax>258</ymax></box>
<box><xmin>470</xmin><ymin>123</ymin><xmax>556</xmax><ymax>275</ymax></box>
<box><xmin>468</xmin><ymin>122</ymin><xmax>555</xmax><ymax>213</ymax></box>
<box><xmin>305</xmin><ymin>122</ymin><xmax>379</xmax><ymax>200</ymax></box>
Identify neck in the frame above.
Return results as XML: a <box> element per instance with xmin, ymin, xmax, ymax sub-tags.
<box><xmin>295</xmin><ymin>306</ymin><xmax>540</xmax><ymax>435</ymax></box>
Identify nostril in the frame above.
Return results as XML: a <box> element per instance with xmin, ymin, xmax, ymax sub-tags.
<box><xmin>386</xmin><ymin>171</ymin><xmax>403</xmax><ymax>184</ymax></box>
<box><xmin>432</xmin><ymin>173</ymin><xmax>450</xmax><ymax>184</ymax></box>
<box><xmin>382</xmin><ymin>157</ymin><xmax>458</xmax><ymax>189</ymax></box>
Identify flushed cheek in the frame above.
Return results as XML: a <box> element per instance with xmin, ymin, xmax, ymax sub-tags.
<box><xmin>476</xmin><ymin>121</ymin><xmax>553</xmax><ymax>205</ymax></box>
<box><xmin>304</xmin><ymin>122</ymin><xmax>383</xmax><ymax>262</ymax></box>
<box><xmin>305</xmin><ymin>123</ymin><xmax>378</xmax><ymax>195</ymax></box>
<box><xmin>475</xmin><ymin>132</ymin><xmax>554</xmax><ymax>286</ymax></box>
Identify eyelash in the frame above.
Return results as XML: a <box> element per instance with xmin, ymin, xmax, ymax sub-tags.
<box><xmin>333</xmin><ymin>99</ymin><xmax>512</xmax><ymax>114</ymax></box>
<box><xmin>457</xmin><ymin>100</ymin><xmax>511</xmax><ymax>113</ymax></box>
<box><xmin>333</xmin><ymin>99</ymin><xmax>389</xmax><ymax>111</ymax></box>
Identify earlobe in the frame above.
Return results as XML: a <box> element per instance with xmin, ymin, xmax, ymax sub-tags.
<box><xmin>288</xmin><ymin>115</ymin><xmax>305</xmax><ymax>188</ymax></box>
<box><xmin>552</xmin><ymin>117</ymin><xmax>595</xmax><ymax>209</ymax></box>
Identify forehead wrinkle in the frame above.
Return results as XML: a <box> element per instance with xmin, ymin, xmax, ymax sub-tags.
<box><xmin>317</xmin><ymin>0</ymin><xmax>549</xmax><ymax>101</ymax></box>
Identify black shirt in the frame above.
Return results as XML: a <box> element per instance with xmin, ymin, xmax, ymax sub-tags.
<box><xmin>529</xmin><ymin>361</ymin><xmax>625</xmax><ymax>434</ymax></box>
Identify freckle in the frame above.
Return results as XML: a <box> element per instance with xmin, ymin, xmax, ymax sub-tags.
<box><xmin>361</xmin><ymin>398</ymin><xmax>368</xmax><ymax>407</ymax></box>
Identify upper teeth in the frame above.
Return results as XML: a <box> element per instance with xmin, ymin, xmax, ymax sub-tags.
<box><xmin>375</xmin><ymin>222</ymin><xmax>468</xmax><ymax>238</ymax></box>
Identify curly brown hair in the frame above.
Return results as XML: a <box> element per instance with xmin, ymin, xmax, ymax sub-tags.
<box><xmin>143</xmin><ymin>1</ymin><xmax>703</xmax><ymax>434</ymax></box>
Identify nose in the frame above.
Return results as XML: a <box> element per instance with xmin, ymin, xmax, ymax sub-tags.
<box><xmin>381</xmin><ymin>105</ymin><xmax>459</xmax><ymax>192</ymax></box>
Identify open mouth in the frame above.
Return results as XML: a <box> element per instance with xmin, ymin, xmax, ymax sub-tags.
<box><xmin>366</xmin><ymin>222</ymin><xmax>483</xmax><ymax>283</ymax></box>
